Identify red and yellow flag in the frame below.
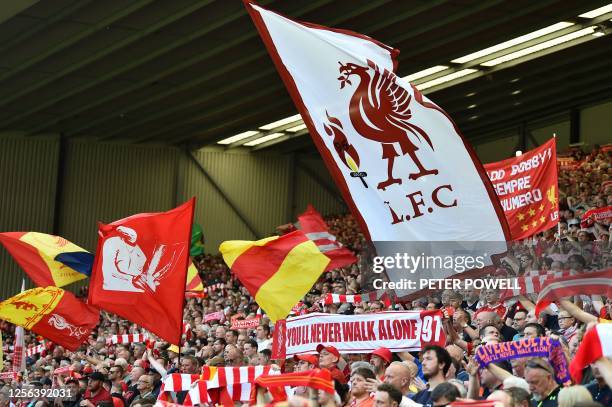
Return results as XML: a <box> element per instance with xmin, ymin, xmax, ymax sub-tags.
<box><xmin>220</xmin><ymin>231</ymin><xmax>329</xmax><ymax>322</ymax></box>
<box><xmin>185</xmin><ymin>262</ymin><xmax>203</xmax><ymax>292</ymax></box>
<box><xmin>0</xmin><ymin>232</ymin><xmax>92</xmax><ymax>287</ymax></box>
<box><xmin>0</xmin><ymin>287</ymin><xmax>99</xmax><ymax>351</ymax></box>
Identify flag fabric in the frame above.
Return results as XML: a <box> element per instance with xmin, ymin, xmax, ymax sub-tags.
<box><xmin>159</xmin><ymin>367</ymin><xmax>276</xmax><ymax>405</ymax></box>
<box><xmin>534</xmin><ymin>269</ymin><xmax>612</xmax><ymax>316</ymax></box>
<box><xmin>0</xmin><ymin>232</ymin><xmax>92</xmax><ymax>287</ymax></box>
<box><xmin>108</xmin><ymin>334</ymin><xmax>148</xmax><ymax>345</ymax></box>
<box><xmin>0</xmin><ymin>372</ymin><xmax>17</xmax><ymax>380</ymax></box>
<box><xmin>88</xmin><ymin>199</ymin><xmax>195</xmax><ymax>345</ymax></box>
<box><xmin>185</xmin><ymin>262</ymin><xmax>203</xmax><ymax>292</ymax></box>
<box><xmin>581</xmin><ymin>206</ymin><xmax>612</xmax><ymax>228</ymax></box>
<box><xmin>322</xmin><ymin>291</ymin><xmax>390</xmax><ymax>306</ymax></box>
<box><xmin>484</xmin><ymin>138</ymin><xmax>559</xmax><ymax>240</ymax></box>
<box><xmin>500</xmin><ymin>269</ymin><xmax>570</xmax><ymax>300</ymax></box>
<box><xmin>570</xmin><ymin>324</ymin><xmax>612</xmax><ymax>383</ymax></box>
<box><xmin>243</xmin><ymin>1</ymin><xmax>509</xmax><ymax>242</ymax></box>
<box><xmin>25</xmin><ymin>343</ymin><xmax>45</xmax><ymax>358</ymax></box>
<box><xmin>220</xmin><ymin>230</ymin><xmax>330</xmax><ymax>322</ymax></box>
<box><xmin>296</xmin><ymin>205</ymin><xmax>356</xmax><ymax>270</ymax></box>
<box><xmin>190</xmin><ymin>223</ymin><xmax>205</xmax><ymax>257</ymax></box>
<box><xmin>0</xmin><ymin>286</ymin><xmax>99</xmax><ymax>351</ymax></box>
<box><xmin>252</xmin><ymin>369</ymin><xmax>333</xmax><ymax>403</ymax></box>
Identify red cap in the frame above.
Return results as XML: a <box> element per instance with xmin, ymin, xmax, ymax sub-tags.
<box><xmin>293</xmin><ymin>354</ymin><xmax>319</xmax><ymax>365</ymax></box>
<box><xmin>370</xmin><ymin>347</ymin><xmax>392</xmax><ymax>363</ymax></box>
<box><xmin>316</xmin><ymin>344</ymin><xmax>340</xmax><ymax>359</ymax></box>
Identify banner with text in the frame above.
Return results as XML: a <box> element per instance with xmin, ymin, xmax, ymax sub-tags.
<box><xmin>485</xmin><ymin>138</ymin><xmax>558</xmax><ymax>240</ymax></box>
<box><xmin>272</xmin><ymin>310</ymin><xmax>444</xmax><ymax>359</ymax></box>
<box><xmin>231</xmin><ymin>317</ymin><xmax>261</xmax><ymax>330</ymax></box>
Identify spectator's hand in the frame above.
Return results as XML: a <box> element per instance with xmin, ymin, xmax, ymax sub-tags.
<box><xmin>413</xmin><ymin>376</ymin><xmax>427</xmax><ymax>391</ymax></box>
<box><xmin>364</xmin><ymin>377</ymin><xmax>382</xmax><ymax>393</ymax></box>
<box><xmin>466</xmin><ymin>357</ymin><xmax>480</xmax><ymax>377</ymax></box>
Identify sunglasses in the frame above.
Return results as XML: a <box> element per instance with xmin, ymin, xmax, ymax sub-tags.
<box><xmin>526</xmin><ymin>360</ymin><xmax>553</xmax><ymax>375</ymax></box>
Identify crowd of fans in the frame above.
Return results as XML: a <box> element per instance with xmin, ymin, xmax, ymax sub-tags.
<box><xmin>0</xmin><ymin>144</ymin><xmax>610</xmax><ymax>407</ymax></box>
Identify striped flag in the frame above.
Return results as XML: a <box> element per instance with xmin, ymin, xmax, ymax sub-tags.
<box><xmin>322</xmin><ymin>291</ymin><xmax>391</xmax><ymax>307</ymax></box>
<box><xmin>108</xmin><ymin>334</ymin><xmax>148</xmax><ymax>344</ymax></box>
<box><xmin>159</xmin><ymin>367</ymin><xmax>277</xmax><ymax>405</ymax></box>
<box><xmin>220</xmin><ymin>231</ymin><xmax>329</xmax><ymax>322</ymax></box>
<box><xmin>12</xmin><ymin>280</ymin><xmax>26</xmax><ymax>373</ymax></box>
<box><xmin>500</xmin><ymin>270</ymin><xmax>570</xmax><ymax>300</ymax></box>
<box><xmin>25</xmin><ymin>343</ymin><xmax>45</xmax><ymax>358</ymax></box>
<box><xmin>12</xmin><ymin>325</ymin><xmax>25</xmax><ymax>372</ymax></box>
<box><xmin>296</xmin><ymin>205</ymin><xmax>357</xmax><ymax>271</ymax></box>
<box><xmin>570</xmin><ymin>324</ymin><xmax>612</xmax><ymax>383</ymax></box>
<box><xmin>534</xmin><ymin>269</ymin><xmax>612</xmax><ymax>316</ymax></box>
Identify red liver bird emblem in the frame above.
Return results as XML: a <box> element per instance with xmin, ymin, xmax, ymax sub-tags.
<box><xmin>338</xmin><ymin>59</ymin><xmax>438</xmax><ymax>190</ymax></box>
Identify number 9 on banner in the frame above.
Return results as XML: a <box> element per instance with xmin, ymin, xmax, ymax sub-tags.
<box><xmin>418</xmin><ymin>312</ymin><xmax>444</xmax><ymax>346</ymax></box>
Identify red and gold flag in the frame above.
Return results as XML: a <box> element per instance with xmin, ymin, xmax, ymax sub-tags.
<box><xmin>0</xmin><ymin>232</ymin><xmax>92</xmax><ymax>287</ymax></box>
<box><xmin>484</xmin><ymin>138</ymin><xmax>558</xmax><ymax>240</ymax></box>
<box><xmin>185</xmin><ymin>262</ymin><xmax>203</xmax><ymax>292</ymax></box>
<box><xmin>0</xmin><ymin>287</ymin><xmax>99</xmax><ymax>351</ymax></box>
<box><xmin>220</xmin><ymin>230</ymin><xmax>329</xmax><ymax>322</ymax></box>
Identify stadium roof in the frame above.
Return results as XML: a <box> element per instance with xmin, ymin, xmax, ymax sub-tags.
<box><xmin>0</xmin><ymin>0</ymin><xmax>610</xmax><ymax>152</ymax></box>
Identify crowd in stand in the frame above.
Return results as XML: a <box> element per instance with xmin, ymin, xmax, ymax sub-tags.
<box><xmin>0</xmin><ymin>144</ymin><xmax>610</xmax><ymax>407</ymax></box>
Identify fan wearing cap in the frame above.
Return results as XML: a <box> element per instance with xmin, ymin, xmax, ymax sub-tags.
<box><xmin>371</xmin><ymin>347</ymin><xmax>392</xmax><ymax>381</ymax></box>
<box><xmin>293</xmin><ymin>354</ymin><xmax>319</xmax><ymax>397</ymax></box>
<box><xmin>316</xmin><ymin>344</ymin><xmax>347</xmax><ymax>384</ymax></box>
<box><xmin>63</xmin><ymin>377</ymin><xmax>83</xmax><ymax>407</ymax></box>
<box><xmin>80</xmin><ymin>372</ymin><xmax>112</xmax><ymax>407</ymax></box>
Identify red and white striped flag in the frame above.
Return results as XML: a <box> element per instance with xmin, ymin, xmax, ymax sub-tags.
<box><xmin>296</xmin><ymin>205</ymin><xmax>357</xmax><ymax>271</ymax></box>
<box><xmin>534</xmin><ymin>269</ymin><xmax>612</xmax><ymax>316</ymax></box>
<box><xmin>108</xmin><ymin>333</ymin><xmax>148</xmax><ymax>344</ymax></box>
<box><xmin>500</xmin><ymin>270</ymin><xmax>570</xmax><ymax>300</ymax></box>
<box><xmin>570</xmin><ymin>324</ymin><xmax>612</xmax><ymax>383</ymax></box>
<box><xmin>160</xmin><ymin>374</ymin><xmax>201</xmax><ymax>392</ymax></box>
<box><xmin>12</xmin><ymin>280</ymin><xmax>26</xmax><ymax>372</ymax></box>
<box><xmin>0</xmin><ymin>371</ymin><xmax>17</xmax><ymax>380</ymax></box>
<box><xmin>184</xmin><ymin>380</ymin><xmax>210</xmax><ymax>405</ymax></box>
<box><xmin>322</xmin><ymin>291</ymin><xmax>391</xmax><ymax>307</ymax></box>
<box><xmin>25</xmin><ymin>343</ymin><xmax>45</xmax><ymax>358</ymax></box>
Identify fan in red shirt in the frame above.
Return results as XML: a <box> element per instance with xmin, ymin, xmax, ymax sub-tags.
<box><xmin>80</xmin><ymin>372</ymin><xmax>112</xmax><ymax>407</ymax></box>
<box><xmin>316</xmin><ymin>344</ymin><xmax>348</xmax><ymax>384</ymax></box>
<box><xmin>473</xmin><ymin>289</ymin><xmax>507</xmax><ymax>319</ymax></box>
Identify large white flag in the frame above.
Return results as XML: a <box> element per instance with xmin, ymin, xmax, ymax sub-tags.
<box><xmin>245</xmin><ymin>1</ymin><xmax>509</xmax><ymax>243</ymax></box>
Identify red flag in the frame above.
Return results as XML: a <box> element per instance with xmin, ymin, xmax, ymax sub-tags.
<box><xmin>570</xmin><ymin>324</ymin><xmax>612</xmax><ymax>383</ymax></box>
<box><xmin>297</xmin><ymin>205</ymin><xmax>357</xmax><ymax>271</ymax></box>
<box><xmin>0</xmin><ymin>287</ymin><xmax>99</xmax><ymax>351</ymax></box>
<box><xmin>534</xmin><ymin>269</ymin><xmax>612</xmax><ymax>316</ymax></box>
<box><xmin>88</xmin><ymin>199</ymin><xmax>195</xmax><ymax>345</ymax></box>
<box><xmin>581</xmin><ymin>206</ymin><xmax>612</xmax><ymax>228</ymax></box>
<box><xmin>484</xmin><ymin>138</ymin><xmax>559</xmax><ymax>240</ymax></box>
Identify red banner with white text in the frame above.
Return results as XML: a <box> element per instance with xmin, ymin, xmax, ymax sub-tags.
<box><xmin>485</xmin><ymin>138</ymin><xmax>558</xmax><ymax>240</ymax></box>
<box><xmin>272</xmin><ymin>310</ymin><xmax>444</xmax><ymax>359</ymax></box>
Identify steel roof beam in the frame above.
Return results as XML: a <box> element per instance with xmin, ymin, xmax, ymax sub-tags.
<box><xmin>1</xmin><ymin>0</ymin><xmax>215</xmax><ymax>127</ymax></box>
<box><xmin>0</xmin><ymin>0</ymin><xmax>154</xmax><ymax>91</ymax></box>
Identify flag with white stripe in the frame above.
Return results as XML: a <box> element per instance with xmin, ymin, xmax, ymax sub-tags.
<box><xmin>296</xmin><ymin>205</ymin><xmax>357</xmax><ymax>271</ymax></box>
<box><xmin>570</xmin><ymin>323</ymin><xmax>612</xmax><ymax>383</ymax></box>
<box><xmin>534</xmin><ymin>269</ymin><xmax>612</xmax><ymax>316</ymax></box>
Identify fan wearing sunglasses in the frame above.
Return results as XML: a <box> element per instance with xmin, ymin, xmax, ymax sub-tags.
<box><xmin>525</xmin><ymin>358</ymin><xmax>560</xmax><ymax>407</ymax></box>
